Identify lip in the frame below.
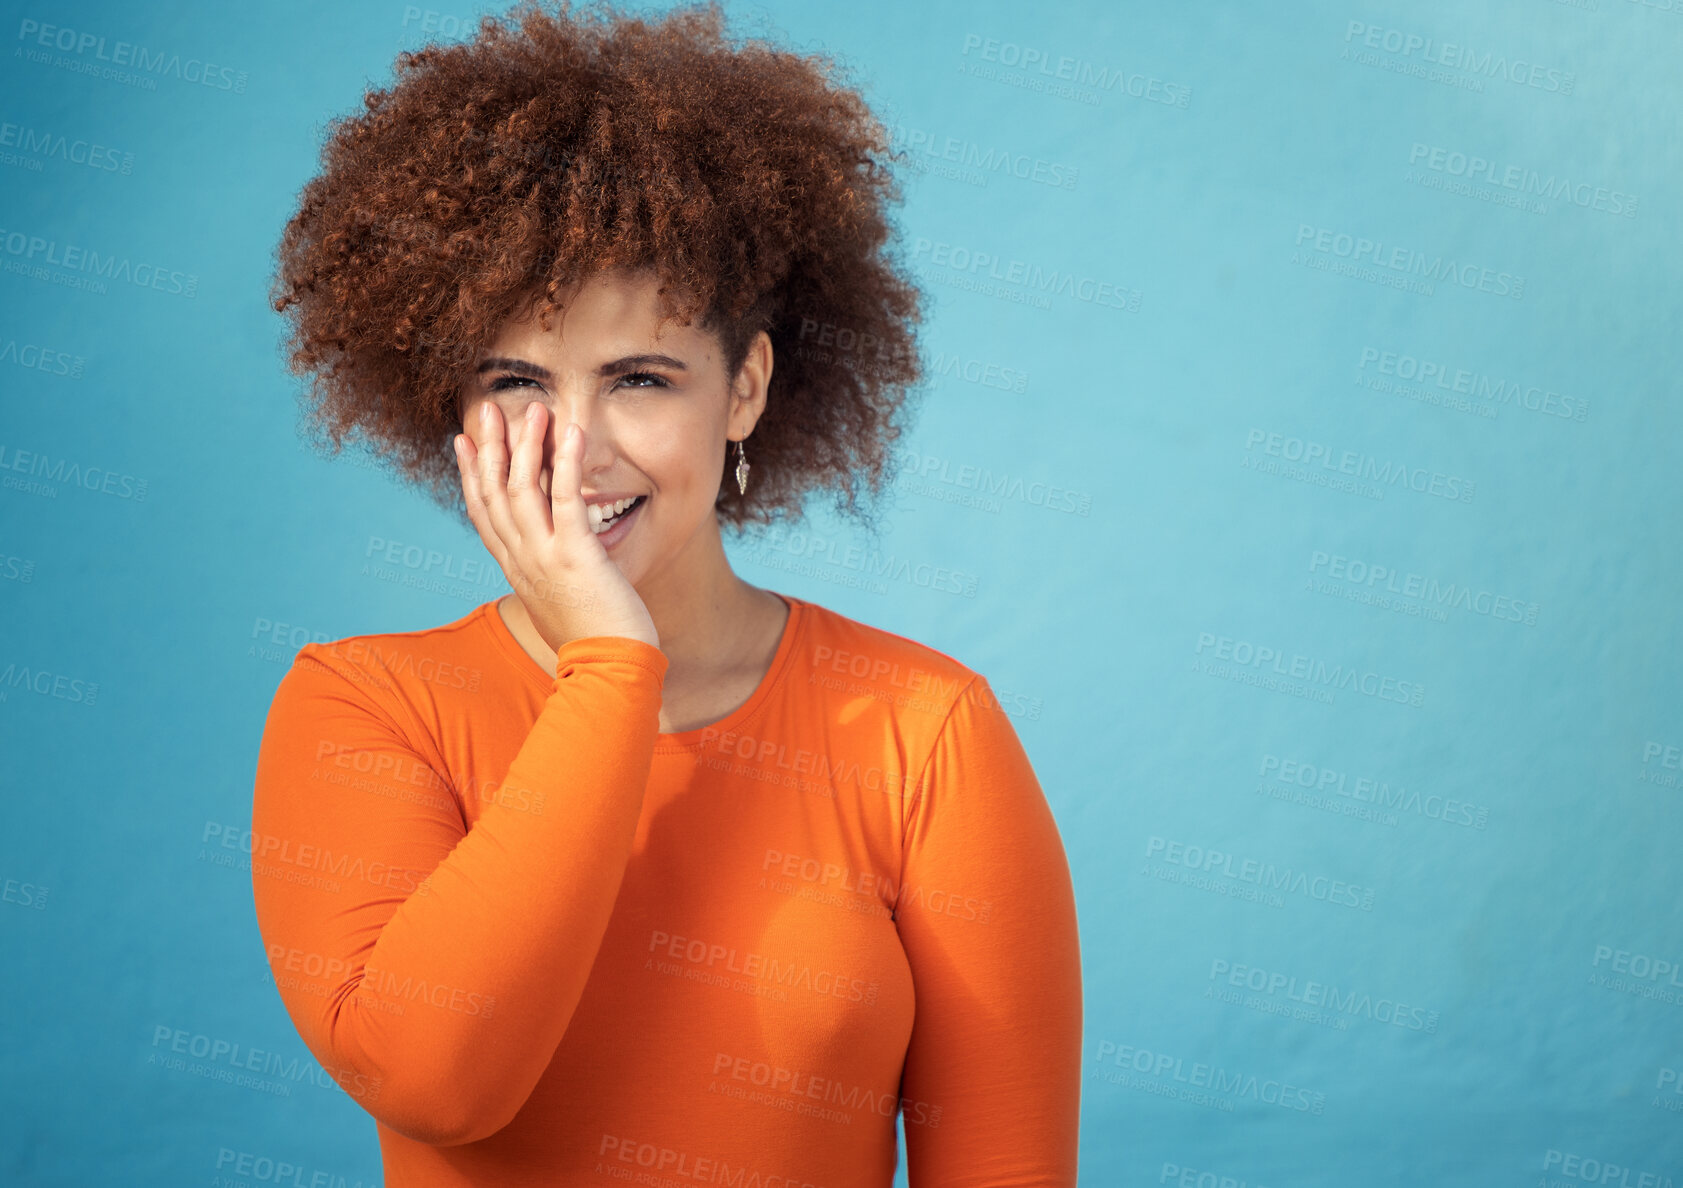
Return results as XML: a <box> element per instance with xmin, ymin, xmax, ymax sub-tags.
<box><xmin>593</xmin><ymin>493</ymin><xmax>646</xmax><ymax>548</ymax></box>
<box><xmin>580</xmin><ymin>491</ymin><xmax>646</xmax><ymax>504</ymax></box>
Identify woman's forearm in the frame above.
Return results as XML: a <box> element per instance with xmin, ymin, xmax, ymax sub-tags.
<box><xmin>251</xmin><ymin>635</ymin><xmax>668</xmax><ymax>1146</ymax></box>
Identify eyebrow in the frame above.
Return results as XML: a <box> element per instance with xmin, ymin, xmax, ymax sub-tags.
<box><xmin>475</xmin><ymin>354</ymin><xmax>689</xmax><ymax>383</ymax></box>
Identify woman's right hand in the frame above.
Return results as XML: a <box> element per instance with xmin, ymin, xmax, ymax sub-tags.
<box><xmin>456</xmin><ymin>400</ymin><xmax>660</xmax><ymax>652</ymax></box>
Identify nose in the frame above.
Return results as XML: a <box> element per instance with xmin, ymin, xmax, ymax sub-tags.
<box><xmin>543</xmin><ymin>399</ymin><xmax>618</xmax><ymax>477</ymax></box>
<box><xmin>573</xmin><ymin>418</ymin><xmax>617</xmax><ymax>475</ymax></box>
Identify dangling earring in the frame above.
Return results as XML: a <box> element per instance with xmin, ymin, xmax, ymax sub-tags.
<box><xmin>735</xmin><ymin>438</ymin><xmax>751</xmax><ymax>495</ymax></box>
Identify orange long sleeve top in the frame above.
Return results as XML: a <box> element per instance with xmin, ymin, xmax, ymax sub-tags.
<box><xmin>250</xmin><ymin>591</ymin><xmax>1082</xmax><ymax>1186</ymax></box>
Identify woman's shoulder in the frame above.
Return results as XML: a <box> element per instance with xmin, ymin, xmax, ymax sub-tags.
<box><xmin>789</xmin><ymin>594</ymin><xmax>985</xmax><ymax>719</ymax></box>
<box><xmin>279</xmin><ymin>600</ymin><xmax>503</xmax><ymax>704</ymax></box>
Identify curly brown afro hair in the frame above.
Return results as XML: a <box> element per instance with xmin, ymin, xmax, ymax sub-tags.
<box><xmin>268</xmin><ymin>0</ymin><xmax>927</xmax><ymax>537</ymax></box>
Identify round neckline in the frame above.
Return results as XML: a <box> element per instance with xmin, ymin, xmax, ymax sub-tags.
<box><xmin>479</xmin><ymin>589</ymin><xmax>804</xmax><ymax>750</ymax></box>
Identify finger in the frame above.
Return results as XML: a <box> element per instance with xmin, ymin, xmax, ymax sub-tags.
<box><xmin>458</xmin><ymin>412</ymin><xmax>507</xmax><ymax>561</ymax></box>
<box><xmin>506</xmin><ymin>401</ymin><xmax>555</xmax><ymax>543</ymax></box>
<box><xmin>455</xmin><ymin>431</ymin><xmax>514</xmax><ymax>576</ymax></box>
<box><xmin>475</xmin><ymin>401</ymin><xmax>523</xmax><ymax>555</ymax></box>
<box><xmin>537</xmin><ymin>407</ymin><xmax>554</xmax><ymax>499</ymax></box>
<box><xmin>551</xmin><ymin>421</ymin><xmax>596</xmax><ymax>543</ymax></box>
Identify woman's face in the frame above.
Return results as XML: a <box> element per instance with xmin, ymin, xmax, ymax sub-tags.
<box><xmin>459</xmin><ymin>267</ymin><xmax>769</xmax><ymax>590</ymax></box>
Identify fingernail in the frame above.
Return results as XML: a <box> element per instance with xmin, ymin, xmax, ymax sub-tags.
<box><xmin>479</xmin><ymin>404</ymin><xmax>492</xmax><ymax>426</ymax></box>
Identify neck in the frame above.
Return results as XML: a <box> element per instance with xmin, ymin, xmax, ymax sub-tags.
<box><xmin>633</xmin><ymin>512</ymin><xmax>768</xmax><ymax>678</ymax></box>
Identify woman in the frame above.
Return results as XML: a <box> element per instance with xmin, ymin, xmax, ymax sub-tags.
<box><xmin>254</xmin><ymin>1</ymin><xmax>1082</xmax><ymax>1183</ymax></box>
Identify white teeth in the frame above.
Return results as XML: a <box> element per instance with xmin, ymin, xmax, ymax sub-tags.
<box><xmin>588</xmin><ymin>495</ymin><xmax>642</xmax><ymax>533</ymax></box>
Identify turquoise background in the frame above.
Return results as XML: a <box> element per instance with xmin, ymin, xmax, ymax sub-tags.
<box><xmin>1</xmin><ymin>0</ymin><xmax>1679</xmax><ymax>1184</ymax></box>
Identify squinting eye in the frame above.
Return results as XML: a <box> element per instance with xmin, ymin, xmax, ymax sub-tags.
<box><xmin>488</xmin><ymin>373</ymin><xmax>668</xmax><ymax>391</ymax></box>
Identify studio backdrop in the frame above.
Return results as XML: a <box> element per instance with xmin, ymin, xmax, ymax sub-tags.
<box><xmin>1</xmin><ymin>0</ymin><xmax>1678</xmax><ymax>1185</ymax></box>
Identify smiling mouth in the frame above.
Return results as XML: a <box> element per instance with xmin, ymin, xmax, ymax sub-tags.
<box><xmin>589</xmin><ymin>493</ymin><xmax>647</xmax><ymax>535</ymax></box>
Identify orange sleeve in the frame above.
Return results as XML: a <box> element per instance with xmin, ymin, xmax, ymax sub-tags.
<box><xmin>895</xmin><ymin>675</ymin><xmax>1084</xmax><ymax>1186</ymax></box>
<box><xmin>250</xmin><ymin>634</ymin><xmax>668</xmax><ymax>1147</ymax></box>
